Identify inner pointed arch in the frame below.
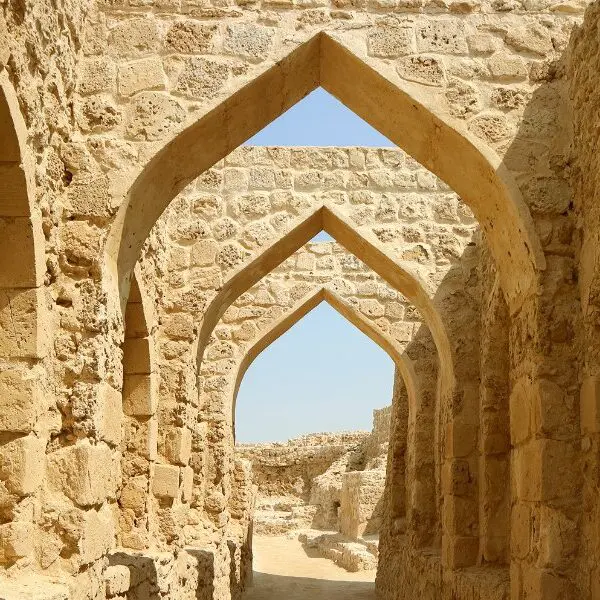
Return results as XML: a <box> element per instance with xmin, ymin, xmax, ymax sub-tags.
<box><xmin>231</xmin><ymin>287</ymin><xmax>419</xmax><ymax>441</ymax></box>
<box><xmin>194</xmin><ymin>203</ymin><xmax>454</xmax><ymax>394</ymax></box>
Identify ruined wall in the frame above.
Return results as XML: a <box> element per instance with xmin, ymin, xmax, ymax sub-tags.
<box><xmin>236</xmin><ymin>432</ymin><xmax>369</xmax><ymax>500</ymax></box>
<box><xmin>567</xmin><ymin>3</ymin><xmax>600</xmax><ymax>596</ymax></box>
<box><xmin>0</xmin><ymin>0</ymin><xmax>593</xmax><ymax>598</ymax></box>
<box><xmin>238</xmin><ymin>408</ymin><xmax>391</xmax><ymax>542</ymax></box>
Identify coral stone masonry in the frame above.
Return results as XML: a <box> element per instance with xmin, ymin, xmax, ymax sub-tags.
<box><xmin>1</xmin><ymin>0</ymin><xmax>600</xmax><ymax>598</ymax></box>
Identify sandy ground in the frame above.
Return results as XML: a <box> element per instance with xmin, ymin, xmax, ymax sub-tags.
<box><xmin>242</xmin><ymin>535</ymin><xmax>376</xmax><ymax>600</ymax></box>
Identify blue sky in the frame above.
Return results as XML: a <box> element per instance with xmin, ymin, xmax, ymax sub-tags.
<box><xmin>235</xmin><ymin>88</ymin><xmax>396</xmax><ymax>443</ymax></box>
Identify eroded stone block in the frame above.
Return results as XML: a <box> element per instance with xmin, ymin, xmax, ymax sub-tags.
<box><xmin>152</xmin><ymin>464</ymin><xmax>180</xmax><ymax>499</ymax></box>
<box><xmin>0</xmin><ymin>433</ymin><xmax>45</xmax><ymax>496</ymax></box>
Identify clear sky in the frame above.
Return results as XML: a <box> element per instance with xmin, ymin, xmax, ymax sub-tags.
<box><xmin>235</xmin><ymin>88</ymin><xmax>396</xmax><ymax>443</ymax></box>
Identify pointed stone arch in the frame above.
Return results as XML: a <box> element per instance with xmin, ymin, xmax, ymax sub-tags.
<box><xmin>0</xmin><ymin>71</ymin><xmax>45</xmax><ymax>362</ymax></box>
<box><xmin>226</xmin><ymin>287</ymin><xmax>436</xmax><ymax>551</ymax></box>
<box><xmin>194</xmin><ymin>203</ymin><xmax>454</xmax><ymax>398</ymax></box>
<box><xmin>0</xmin><ymin>71</ymin><xmax>42</xmax><ymax>290</ymax></box>
<box><xmin>231</xmin><ymin>288</ymin><xmax>419</xmax><ymax>430</ymax></box>
<box><xmin>0</xmin><ymin>71</ymin><xmax>46</xmax><ymax>437</ymax></box>
<box><xmin>106</xmin><ymin>32</ymin><xmax>543</xmax><ymax>315</ymax></box>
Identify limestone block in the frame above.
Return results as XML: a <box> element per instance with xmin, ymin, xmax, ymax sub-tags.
<box><xmin>445</xmin><ymin>78</ymin><xmax>481</xmax><ymax>118</ymax></box>
<box><xmin>468</xmin><ymin>113</ymin><xmax>510</xmax><ymax>144</ymax></box>
<box><xmin>0</xmin><ymin>433</ymin><xmax>45</xmax><ymax>496</ymax></box>
<box><xmin>47</xmin><ymin>440</ymin><xmax>120</xmax><ymax>507</ymax></box>
<box><xmin>416</xmin><ymin>21</ymin><xmax>468</xmax><ymax>54</ymax></box>
<box><xmin>123</xmin><ymin>337</ymin><xmax>153</xmax><ymax>375</ymax></box>
<box><xmin>443</xmin><ymin>495</ymin><xmax>477</xmax><ymax>535</ymax></box>
<box><xmin>78</xmin><ymin>57</ymin><xmax>117</xmax><ymax>95</ymax></box>
<box><xmin>0</xmin><ymin>217</ymin><xmax>43</xmax><ymax>287</ymax></box>
<box><xmin>0</xmin><ymin>163</ymin><xmax>30</xmax><ymax>217</ymax></box>
<box><xmin>224</xmin><ymin>24</ymin><xmax>273</xmax><ymax>60</ymax></box>
<box><xmin>581</xmin><ymin>376</ymin><xmax>600</xmax><ymax>435</ymax></box>
<box><xmin>105</xmin><ymin>565</ymin><xmax>131</xmax><ymax>597</ymax></box>
<box><xmin>118</xmin><ymin>58</ymin><xmax>166</xmax><ymax>96</ymax></box>
<box><xmin>163</xmin><ymin>313</ymin><xmax>195</xmax><ymax>341</ymax></box>
<box><xmin>538</xmin><ymin>506</ymin><xmax>577</xmax><ymax>569</ymax></box>
<box><xmin>0</xmin><ymin>521</ymin><xmax>35</xmax><ymax>563</ymax></box>
<box><xmin>125</xmin><ymin>92</ymin><xmax>185</xmax><ymax>141</ymax></box>
<box><xmin>182</xmin><ymin>465</ymin><xmax>194</xmax><ymax>504</ymax></box>
<box><xmin>445</xmin><ymin>422</ymin><xmax>477</xmax><ymax>458</ymax></box>
<box><xmin>296</xmin><ymin>253</ymin><xmax>315</xmax><ymax>271</ymax></box>
<box><xmin>522</xmin><ymin>568</ymin><xmax>569</xmax><ymax>600</ymax></box>
<box><xmin>441</xmin><ymin>460</ymin><xmax>471</xmax><ymax>496</ymax></box>
<box><xmin>396</xmin><ymin>55</ymin><xmax>445</xmax><ymax>86</ymax></box>
<box><xmin>78</xmin><ymin>505</ymin><xmax>115</xmax><ymax>565</ymax></box>
<box><xmin>175</xmin><ymin>57</ymin><xmax>228</xmax><ymax>100</ymax></box>
<box><xmin>0</xmin><ymin>575</ymin><xmax>69</xmax><ymax>599</ymax></box>
<box><xmin>109</xmin><ymin>17</ymin><xmax>160</xmax><ymax>56</ymax></box>
<box><xmin>152</xmin><ymin>464</ymin><xmax>180</xmax><ymax>499</ymax></box>
<box><xmin>123</xmin><ymin>374</ymin><xmax>158</xmax><ymax>417</ymax></box>
<box><xmin>75</xmin><ymin>94</ymin><xmax>122</xmax><ymax>133</ymax></box>
<box><xmin>390</xmin><ymin>322</ymin><xmax>412</xmax><ymax>342</ymax></box>
<box><xmin>65</xmin><ymin>175</ymin><xmax>111</xmax><ymax>219</ymax></box>
<box><xmin>97</xmin><ymin>383</ymin><xmax>123</xmax><ymax>447</ymax></box>
<box><xmin>466</xmin><ymin>34</ymin><xmax>499</xmax><ymax>55</ymax></box>
<box><xmin>0</xmin><ymin>370</ymin><xmax>41</xmax><ymax>433</ymax></box>
<box><xmin>120</xmin><ymin>479</ymin><xmax>148</xmax><ymax>517</ymax></box>
<box><xmin>505</xmin><ymin>24</ymin><xmax>553</xmax><ymax>56</ymax></box>
<box><xmin>191</xmin><ymin>239</ymin><xmax>218</xmax><ymax>267</ymax></box>
<box><xmin>487</xmin><ymin>53</ymin><xmax>527</xmax><ymax>81</ymax></box>
<box><xmin>513</xmin><ymin>439</ymin><xmax>578</xmax><ymax>502</ymax></box>
<box><xmin>165</xmin><ymin>21</ymin><xmax>217</xmax><ymax>54</ymax></box>
<box><xmin>442</xmin><ymin>535</ymin><xmax>478</xmax><ymax>569</ymax></box>
<box><xmin>60</xmin><ymin>220</ymin><xmax>102</xmax><ymax>269</ymax></box>
<box><xmin>368</xmin><ymin>19</ymin><xmax>414</xmax><ymax>58</ymax></box>
<box><xmin>165</xmin><ymin>427</ymin><xmax>192</xmax><ymax>466</ymax></box>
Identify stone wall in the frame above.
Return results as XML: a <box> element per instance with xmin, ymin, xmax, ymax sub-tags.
<box><xmin>567</xmin><ymin>3</ymin><xmax>600</xmax><ymax>597</ymax></box>
<box><xmin>237</xmin><ymin>409</ymin><xmax>390</xmax><ymax>542</ymax></box>
<box><xmin>236</xmin><ymin>432</ymin><xmax>369</xmax><ymax>501</ymax></box>
<box><xmin>0</xmin><ymin>0</ymin><xmax>596</xmax><ymax>598</ymax></box>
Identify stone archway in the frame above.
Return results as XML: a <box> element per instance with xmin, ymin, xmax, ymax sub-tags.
<box><xmin>0</xmin><ymin>72</ymin><xmax>44</xmax><ymax>361</ymax></box>
<box><xmin>0</xmin><ymin>70</ymin><xmax>47</xmax><ymax>570</ymax></box>
<box><xmin>226</xmin><ymin>287</ymin><xmax>430</xmax><ymax>582</ymax></box>
<box><xmin>194</xmin><ymin>204</ymin><xmax>454</xmax><ymax>396</ymax></box>
<box><xmin>106</xmin><ymin>33</ymin><xmax>544</xmax><ymax>315</ymax></box>
<box><xmin>195</xmin><ymin>241</ymin><xmax>442</xmax><ymax>575</ymax></box>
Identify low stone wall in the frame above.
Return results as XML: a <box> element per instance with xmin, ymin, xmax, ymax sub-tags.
<box><xmin>236</xmin><ymin>432</ymin><xmax>369</xmax><ymax>500</ymax></box>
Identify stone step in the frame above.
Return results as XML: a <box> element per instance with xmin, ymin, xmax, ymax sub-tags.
<box><xmin>298</xmin><ymin>530</ymin><xmax>378</xmax><ymax>572</ymax></box>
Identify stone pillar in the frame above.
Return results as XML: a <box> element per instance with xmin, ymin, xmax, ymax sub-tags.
<box><xmin>509</xmin><ymin>261</ymin><xmax>581</xmax><ymax>600</ymax></box>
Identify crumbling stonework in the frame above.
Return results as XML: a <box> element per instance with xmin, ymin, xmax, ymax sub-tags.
<box><xmin>237</xmin><ymin>409</ymin><xmax>390</xmax><ymax>572</ymax></box>
<box><xmin>0</xmin><ymin>0</ymin><xmax>599</xmax><ymax>598</ymax></box>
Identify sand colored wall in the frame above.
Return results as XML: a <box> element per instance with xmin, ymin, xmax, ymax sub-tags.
<box><xmin>0</xmin><ymin>0</ymin><xmax>596</xmax><ymax>597</ymax></box>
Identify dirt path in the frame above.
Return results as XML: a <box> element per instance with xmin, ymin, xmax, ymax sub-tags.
<box><xmin>242</xmin><ymin>535</ymin><xmax>376</xmax><ymax>600</ymax></box>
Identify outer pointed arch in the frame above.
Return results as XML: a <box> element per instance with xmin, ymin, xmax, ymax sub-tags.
<box><xmin>106</xmin><ymin>32</ymin><xmax>543</xmax><ymax>315</ymax></box>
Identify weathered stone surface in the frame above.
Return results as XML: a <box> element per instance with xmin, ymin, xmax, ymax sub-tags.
<box><xmin>0</xmin><ymin>1</ymin><xmax>591</xmax><ymax>598</ymax></box>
